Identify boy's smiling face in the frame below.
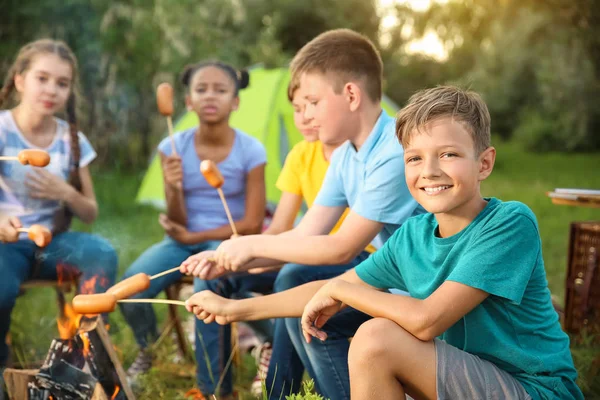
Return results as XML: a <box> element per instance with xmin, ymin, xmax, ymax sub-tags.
<box><xmin>403</xmin><ymin>117</ymin><xmax>495</xmax><ymax>217</ymax></box>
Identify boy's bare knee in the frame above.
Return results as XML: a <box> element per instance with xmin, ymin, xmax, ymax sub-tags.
<box><xmin>349</xmin><ymin>318</ymin><xmax>398</xmax><ymax>363</ymax></box>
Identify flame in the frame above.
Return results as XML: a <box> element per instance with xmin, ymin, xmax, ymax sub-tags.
<box><xmin>111</xmin><ymin>385</ymin><xmax>120</xmax><ymax>399</ymax></box>
<box><xmin>57</xmin><ymin>302</ymin><xmax>82</xmax><ymax>339</ymax></box>
<box><xmin>56</xmin><ymin>269</ymin><xmax>108</xmax><ymax>338</ymax></box>
<box><xmin>81</xmin><ymin>276</ymin><xmax>98</xmax><ymax>294</ymax></box>
<box><xmin>81</xmin><ymin>332</ymin><xmax>91</xmax><ymax>358</ymax></box>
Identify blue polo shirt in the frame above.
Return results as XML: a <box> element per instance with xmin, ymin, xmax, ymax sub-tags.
<box><xmin>314</xmin><ymin>111</ymin><xmax>423</xmax><ymax>242</ymax></box>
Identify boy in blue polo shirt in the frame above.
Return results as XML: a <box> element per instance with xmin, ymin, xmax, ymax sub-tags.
<box><xmin>300</xmin><ymin>86</ymin><xmax>583</xmax><ymax>400</ymax></box>
<box><xmin>182</xmin><ymin>29</ymin><xmax>422</xmax><ymax>399</ymax></box>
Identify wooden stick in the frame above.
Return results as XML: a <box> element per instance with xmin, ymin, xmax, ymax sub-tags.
<box><xmin>0</xmin><ymin>156</ymin><xmax>18</xmax><ymax>161</ymax></box>
<box><xmin>217</xmin><ymin>187</ymin><xmax>238</xmax><ymax>236</ymax></box>
<box><xmin>150</xmin><ymin>266</ymin><xmax>182</xmax><ymax>280</ymax></box>
<box><xmin>150</xmin><ymin>256</ymin><xmax>219</xmax><ymax>281</ymax></box>
<box><xmin>117</xmin><ymin>298</ymin><xmax>186</xmax><ymax>307</ymax></box>
<box><xmin>166</xmin><ymin>115</ymin><xmax>177</xmax><ymax>156</ymax></box>
<box><xmin>16</xmin><ymin>228</ymin><xmax>29</xmax><ymax>233</ymax></box>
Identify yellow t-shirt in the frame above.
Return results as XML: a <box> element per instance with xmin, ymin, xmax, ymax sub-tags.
<box><xmin>276</xmin><ymin>140</ymin><xmax>376</xmax><ymax>253</ymax></box>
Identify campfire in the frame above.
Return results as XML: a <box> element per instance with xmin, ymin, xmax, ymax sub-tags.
<box><xmin>3</xmin><ymin>268</ymin><xmax>135</xmax><ymax>400</ymax></box>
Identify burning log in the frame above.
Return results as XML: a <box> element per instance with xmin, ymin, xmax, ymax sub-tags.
<box><xmin>3</xmin><ymin>317</ymin><xmax>134</xmax><ymax>400</ymax></box>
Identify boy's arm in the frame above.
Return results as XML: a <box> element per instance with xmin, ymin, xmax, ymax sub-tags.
<box><xmin>214</xmin><ymin>205</ymin><xmax>382</xmax><ymax>271</ymax></box>
<box><xmin>185</xmin><ymin>268</ymin><xmax>367</xmax><ymax>323</ymax></box>
<box><xmin>303</xmin><ymin>279</ymin><xmax>488</xmax><ymax>342</ymax></box>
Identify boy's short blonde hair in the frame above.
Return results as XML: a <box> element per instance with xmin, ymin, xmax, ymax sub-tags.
<box><xmin>395</xmin><ymin>86</ymin><xmax>491</xmax><ymax>155</ymax></box>
<box><xmin>290</xmin><ymin>29</ymin><xmax>383</xmax><ymax>103</ymax></box>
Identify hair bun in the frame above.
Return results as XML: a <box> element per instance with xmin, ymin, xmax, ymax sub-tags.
<box><xmin>238</xmin><ymin>69</ymin><xmax>250</xmax><ymax>90</ymax></box>
<box><xmin>180</xmin><ymin>64</ymin><xmax>195</xmax><ymax>87</ymax></box>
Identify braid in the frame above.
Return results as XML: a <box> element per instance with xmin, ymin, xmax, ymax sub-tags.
<box><xmin>66</xmin><ymin>93</ymin><xmax>82</xmax><ymax>191</ymax></box>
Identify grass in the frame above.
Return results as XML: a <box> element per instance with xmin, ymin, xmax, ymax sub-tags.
<box><xmin>8</xmin><ymin>139</ymin><xmax>600</xmax><ymax>398</ymax></box>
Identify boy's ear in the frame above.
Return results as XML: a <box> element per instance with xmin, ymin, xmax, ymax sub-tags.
<box><xmin>478</xmin><ymin>146</ymin><xmax>496</xmax><ymax>181</ymax></box>
<box><xmin>185</xmin><ymin>95</ymin><xmax>192</xmax><ymax>111</ymax></box>
<box><xmin>345</xmin><ymin>82</ymin><xmax>361</xmax><ymax>112</ymax></box>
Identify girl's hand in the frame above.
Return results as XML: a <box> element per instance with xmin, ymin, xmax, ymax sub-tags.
<box><xmin>25</xmin><ymin>169</ymin><xmax>75</xmax><ymax>201</ymax></box>
<box><xmin>0</xmin><ymin>216</ymin><xmax>22</xmax><ymax>243</ymax></box>
<box><xmin>161</xmin><ymin>155</ymin><xmax>183</xmax><ymax>189</ymax></box>
<box><xmin>159</xmin><ymin>213</ymin><xmax>192</xmax><ymax>244</ymax></box>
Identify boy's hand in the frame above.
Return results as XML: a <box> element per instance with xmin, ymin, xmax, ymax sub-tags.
<box><xmin>185</xmin><ymin>290</ymin><xmax>234</xmax><ymax>325</ymax></box>
<box><xmin>0</xmin><ymin>216</ymin><xmax>22</xmax><ymax>243</ymax></box>
<box><xmin>159</xmin><ymin>213</ymin><xmax>191</xmax><ymax>244</ymax></box>
<box><xmin>180</xmin><ymin>250</ymin><xmax>227</xmax><ymax>280</ymax></box>
<box><xmin>301</xmin><ymin>280</ymin><xmax>345</xmax><ymax>343</ymax></box>
<box><xmin>214</xmin><ymin>236</ymin><xmax>255</xmax><ymax>271</ymax></box>
<box><xmin>26</xmin><ymin>169</ymin><xmax>75</xmax><ymax>201</ymax></box>
<box><xmin>161</xmin><ymin>154</ymin><xmax>183</xmax><ymax>189</ymax></box>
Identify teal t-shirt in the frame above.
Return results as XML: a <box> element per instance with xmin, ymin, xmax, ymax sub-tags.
<box><xmin>355</xmin><ymin>198</ymin><xmax>582</xmax><ymax>400</ymax></box>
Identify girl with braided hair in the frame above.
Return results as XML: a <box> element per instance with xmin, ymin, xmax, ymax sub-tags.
<box><xmin>0</xmin><ymin>39</ymin><xmax>118</xmax><ymax>369</ymax></box>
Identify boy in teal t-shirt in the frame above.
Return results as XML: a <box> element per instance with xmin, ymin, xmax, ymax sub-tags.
<box><xmin>301</xmin><ymin>86</ymin><xmax>583</xmax><ymax>399</ymax></box>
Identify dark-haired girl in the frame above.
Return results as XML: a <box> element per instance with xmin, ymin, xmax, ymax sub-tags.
<box><xmin>0</xmin><ymin>39</ymin><xmax>118</xmax><ymax>368</ymax></box>
<box><xmin>119</xmin><ymin>62</ymin><xmax>267</xmax><ymax>397</ymax></box>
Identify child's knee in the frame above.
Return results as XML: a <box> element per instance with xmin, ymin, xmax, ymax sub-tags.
<box><xmin>349</xmin><ymin>318</ymin><xmax>397</xmax><ymax>363</ymax></box>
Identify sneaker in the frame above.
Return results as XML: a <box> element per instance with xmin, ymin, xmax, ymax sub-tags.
<box><xmin>250</xmin><ymin>342</ymin><xmax>272</xmax><ymax>397</ymax></box>
<box><xmin>126</xmin><ymin>349</ymin><xmax>153</xmax><ymax>380</ymax></box>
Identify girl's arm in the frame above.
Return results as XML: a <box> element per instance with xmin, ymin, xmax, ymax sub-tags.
<box><xmin>160</xmin><ymin>152</ymin><xmax>187</xmax><ymax>225</ymax></box>
<box><xmin>64</xmin><ymin>166</ymin><xmax>98</xmax><ymax>224</ymax></box>
<box><xmin>262</xmin><ymin>191</ymin><xmax>303</xmax><ymax>235</ymax></box>
<box><xmin>185</xmin><ymin>164</ymin><xmax>266</xmax><ymax>242</ymax></box>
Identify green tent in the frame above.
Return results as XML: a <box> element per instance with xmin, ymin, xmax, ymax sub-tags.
<box><xmin>136</xmin><ymin>66</ymin><xmax>399</xmax><ymax>209</ymax></box>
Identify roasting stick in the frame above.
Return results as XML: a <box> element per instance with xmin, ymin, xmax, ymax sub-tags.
<box><xmin>118</xmin><ymin>298</ymin><xmax>185</xmax><ymax>306</ymax></box>
<box><xmin>156</xmin><ymin>82</ymin><xmax>177</xmax><ymax>155</ymax></box>
<box><xmin>72</xmin><ymin>293</ymin><xmax>187</xmax><ymax>314</ymax></box>
<box><xmin>200</xmin><ymin>160</ymin><xmax>238</xmax><ymax>236</ymax></box>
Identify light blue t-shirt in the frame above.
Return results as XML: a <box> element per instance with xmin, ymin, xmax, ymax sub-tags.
<box><xmin>356</xmin><ymin>198</ymin><xmax>583</xmax><ymax>400</ymax></box>
<box><xmin>0</xmin><ymin>110</ymin><xmax>97</xmax><ymax>233</ymax></box>
<box><xmin>158</xmin><ymin>127</ymin><xmax>266</xmax><ymax>232</ymax></box>
<box><xmin>314</xmin><ymin>111</ymin><xmax>423</xmax><ymax>242</ymax></box>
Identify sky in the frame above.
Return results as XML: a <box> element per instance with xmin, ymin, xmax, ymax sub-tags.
<box><xmin>378</xmin><ymin>0</ymin><xmax>448</xmax><ymax>60</ymax></box>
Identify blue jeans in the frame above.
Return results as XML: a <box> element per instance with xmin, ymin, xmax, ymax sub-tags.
<box><xmin>118</xmin><ymin>237</ymin><xmax>221</xmax><ymax>348</ymax></box>
<box><xmin>194</xmin><ymin>271</ymin><xmax>280</xmax><ymax>396</ymax></box>
<box><xmin>0</xmin><ymin>232</ymin><xmax>118</xmax><ymax>366</ymax></box>
<box><xmin>286</xmin><ymin>306</ymin><xmax>372</xmax><ymax>400</ymax></box>
<box><xmin>267</xmin><ymin>251</ymin><xmax>370</xmax><ymax>399</ymax></box>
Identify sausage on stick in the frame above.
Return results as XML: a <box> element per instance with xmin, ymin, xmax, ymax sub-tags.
<box><xmin>200</xmin><ymin>160</ymin><xmax>238</xmax><ymax>236</ymax></box>
<box><xmin>156</xmin><ymin>83</ymin><xmax>177</xmax><ymax>156</ymax></box>
<box><xmin>0</xmin><ymin>149</ymin><xmax>51</xmax><ymax>167</ymax></box>
<box><xmin>17</xmin><ymin>224</ymin><xmax>52</xmax><ymax>247</ymax></box>
<box><xmin>72</xmin><ymin>293</ymin><xmax>185</xmax><ymax>315</ymax></box>
<box><xmin>106</xmin><ymin>265</ymin><xmax>202</xmax><ymax>300</ymax></box>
